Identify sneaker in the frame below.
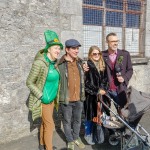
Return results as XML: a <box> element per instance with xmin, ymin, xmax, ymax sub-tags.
<box><xmin>67</xmin><ymin>142</ymin><xmax>75</xmax><ymax>150</ymax></box>
<box><xmin>53</xmin><ymin>146</ymin><xmax>57</xmax><ymax>150</ymax></box>
<box><xmin>84</xmin><ymin>135</ymin><xmax>95</xmax><ymax>145</ymax></box>
<box><xmin>74</xmin><ymin>138</ymin><xmax>85</xmax><ymax>149</ymax></box>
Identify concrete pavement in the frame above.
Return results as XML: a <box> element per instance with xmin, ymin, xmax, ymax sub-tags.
<box><xmin>0</xmin><ymin>112</ymin><xmax>150</xmax><ymax>150</ymax></box>
<box><xmin>0</xmin><ymin>129</ymin><xmax>120</xmax><ymax>150</ymax></box>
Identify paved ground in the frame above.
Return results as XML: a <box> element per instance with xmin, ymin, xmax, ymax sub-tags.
<box><xmin>0</xmin><ymin>112</ymin><xmax>150</xmax><ymax>150</ymax></box>
<box><xmin>0</xmin><ymin>130</ymin><xmax>120</xmax><ymax>150</ymax></box>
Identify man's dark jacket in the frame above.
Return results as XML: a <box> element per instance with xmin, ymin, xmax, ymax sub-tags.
<box><xmin>102</xmin><ymin>49</ymin><xmax>133</xmax><ymax>108</ymax></box>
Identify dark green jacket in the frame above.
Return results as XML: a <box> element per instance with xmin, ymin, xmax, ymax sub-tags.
<box><xmin>26</xmin><ymin>49</ymin><xmax>59</xmax><ymax>121</ymax></box>
<box><xmin>57</xmin><ymin>55</ymin><xmax>85</xmax><ymax>104</ymax></box>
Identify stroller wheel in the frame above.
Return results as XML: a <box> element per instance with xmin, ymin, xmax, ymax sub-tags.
<box><xmin>109</xmin><ymin>134</ymin><xmax>120</xmax><ymax>146</ymax></box>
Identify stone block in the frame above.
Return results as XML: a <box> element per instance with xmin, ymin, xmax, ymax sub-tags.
<box><xmin>71</xmin><ymin>16</ymin><xmax>82</xmax><ymax>31</ymax></box>
<box><xmin>60</xmin><ymin>0</ymin><xmax>82</xmax><ymax>15</ymax></box>
<box><xmin>60</xmin><ymin>15</ymin><xmax>71</xmax><ymax>30</ymax></box>
<box><xmin>145</xmin><ymin>47</ymin><xmax>150</xmax><ymax>57</ymax></box>
<box><xmin>29</xmin><ymin>0</ymin><xmax>59</xmax><ymax>13</ymax></box>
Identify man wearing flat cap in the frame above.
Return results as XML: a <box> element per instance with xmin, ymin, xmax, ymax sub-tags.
<box><xmin>57</xmin><ymin>39</ymin><xmax>85</xmax><ymax>150</ymax></box>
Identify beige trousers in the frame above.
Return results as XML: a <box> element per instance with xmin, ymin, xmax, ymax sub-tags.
<box><xmin>40</xmin><ymin>102</ymin><xmax>54</xmax><ymax>150</ymax></box>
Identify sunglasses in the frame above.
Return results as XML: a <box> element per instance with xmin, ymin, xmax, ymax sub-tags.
<box><xmin>92</xmin><ymin>53</ymin><xmax>100</xmax><ymax>56</ymax></box>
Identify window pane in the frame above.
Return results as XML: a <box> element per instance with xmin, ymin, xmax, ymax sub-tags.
<box><xmin>83</xmin><ymin>26</ymin><xmax>102</xmax><ymax>58</ymax></box>
<box><xmin>125</xmin><ymin>29</ymin><xmax>139</xmax><ymax>55</ymax></box>
<box><xmin>106</xmin><ymin>0</ymin><xmax>123</xmax><ymax>10</ymax></box>
<box><xmin>127</xmin><ymin>0</ymin><xmax>141</xmax><ymax>11</ymax></box>
<box><xmin>126</xmin><ymin>14</ymin><xmax>140</xmax><ymax>28</ymax></box>
<box><xmin>83</xmin><ymin>8</ymin><xmax>103</xmax><ymax>26</ymax></box>
<box><xmin>82</xmin><ymin>0</ymin><xmax>144</xmax><ymax>57</ymax></box>
<box><xmin>106</xmin><ymin>12</ymin><xmax>123</xmax><ymax>27</ymax></box>
<box><xmin>83</xmin><ymin>0</ymin><xmax>103</xmax><ymax>6</ymax></box>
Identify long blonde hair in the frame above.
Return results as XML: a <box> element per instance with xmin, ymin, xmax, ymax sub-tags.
<box><xmin>88</xmin><ymin>46</ymin><xmax>105</xmax><ymax>71</ymax></box>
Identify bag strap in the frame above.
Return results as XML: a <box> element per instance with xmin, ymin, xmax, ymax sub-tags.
<box><xmin>92</xmin><ymin>95</ymin><xmax>103</xmax><ymax>125</ymax></box>
<box><xmin>97</xmin><ymin>102</ymin><xmax>102</xmax><ymax>125</ymax></box>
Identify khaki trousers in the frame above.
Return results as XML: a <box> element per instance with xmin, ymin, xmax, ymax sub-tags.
<box><xmin>40</xmin><ymin>102</ymin><xmax>54</xmax><ymax>150</ymax></box>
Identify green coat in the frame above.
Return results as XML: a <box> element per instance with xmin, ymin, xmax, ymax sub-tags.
<box><xmin>26</xmin><ymin>49</ymin><xmax>59</xmax><ymax>121</ymax></box>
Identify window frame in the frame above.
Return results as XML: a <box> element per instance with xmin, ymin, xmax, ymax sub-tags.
<box><xmin>83</xmin><ymin>0</ymin><xmax>146</xmax><ymax>58</ymax></box>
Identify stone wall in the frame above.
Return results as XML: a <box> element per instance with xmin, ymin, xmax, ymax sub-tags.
<box><xmin>145</xmin><ymin>0</ymin><xmax>150</xmax><ymax>57</ymax></box>
<box><xmin>0</xmin><ymin>0</ymin><xmax>83</xmax><ymax>144</ymax></box>
<box><xmin>130</xmin><ymin>58</ymin><xmax>150</xmax><ymax>92</ymax></box>
<box><xmin>0</xmin><ymin>0</ymin><xmax>150</xmax><ymax>144</ymax></box>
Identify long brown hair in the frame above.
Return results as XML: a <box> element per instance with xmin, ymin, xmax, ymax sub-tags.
<box><xmin>88</xmin><ymin>46</ymin><xmax>105</xmax><ymax>71</ymax></box>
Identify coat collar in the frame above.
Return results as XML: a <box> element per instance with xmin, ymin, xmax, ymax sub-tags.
<box><xmin>87</xmin><ymin>59</ymin><xmax>100</xmax><ymax>74</ymax></box>
<box><xmin>103</xmin><ymin>49</ymin><xmax>123</xmax><ymax>69</ymax></box>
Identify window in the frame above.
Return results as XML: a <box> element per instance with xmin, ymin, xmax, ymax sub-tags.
<box><xmin>106</xmin><ymin>12</ymin><xmax>123</xmax><ymax>27</ymax></box>
<box><xmin>106</xmin><ymin>0</ymin><xmax>123</xmax><ymax>10</ymax></box>
<box><xmin>83</xmin><ymin>0</ymin><xmax>103</xmax><ymax>6</ymax></box>
<box><xmin>83</xmin><ymin>8</ymin><xmax>103</xmax><ymax>26</ymax></box>
<box><xmin>83</xmin><ymin>0</ymin><xmax>145</xmax><ymax>58</ymax></box>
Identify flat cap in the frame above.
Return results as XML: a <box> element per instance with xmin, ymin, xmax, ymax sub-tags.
<box><xmin>65</xmin><ymin>39</ymin><xmax>81</xmax><ymax>48</ymax></box>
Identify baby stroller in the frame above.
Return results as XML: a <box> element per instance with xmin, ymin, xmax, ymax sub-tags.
<box><xmin>99</xmin><ymin>86</ymin><xmax>150</xmax><ymax>150</ymax></box>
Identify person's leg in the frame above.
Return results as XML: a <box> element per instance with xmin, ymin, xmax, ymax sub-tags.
<box><xmin>60</xmin><ymin>103</ymin><xmax>74</xmax><ymax>142</ymax></box>
<box><xmin>40</xmin><ymin>121</ymin><xmax>45</xmax><ymax>149</ymax></box>
<box><xmin>72</xmin><ymin>101</ymin><xmax>85</xmax><ymax>148</ymax></box>
<box><xmin>108</xmin><ymin>90</ymin><xmax>119</xmax><ymax>106</ymax></box>
<box><xmin>41</xmin><ymin>102</ymin><xmax>54</xmax><ymax>150</ymax></box>
<box><xmin>72</xmin><ymin>101</ymin><xmax>83</xmax><ymax>140</ymax></box>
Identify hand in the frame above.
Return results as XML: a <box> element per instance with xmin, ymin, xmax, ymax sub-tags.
<box><xmin>83</xmin><ymin>63</ymin><xmax>89</xmax><ymax>72</ymax></box>
<box><xmin>99</xmin><ymin>89</ymin><xmax>106</xmax><ymax>95</ymax></box>
<box><xmin>117</xmin><ymin>76</ymin><xmax>124</xmax><ymax>83</ymax></box>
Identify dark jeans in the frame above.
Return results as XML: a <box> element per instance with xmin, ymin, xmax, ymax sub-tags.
<box><xmin>60</xmin><ymin>101</ymin><xmax>83</xmax><ymax>142</ymax></box>
<box><xmin>108</xmin><ymin>90</ymin><xmax>119</xmax><ymax>107</ymax></box>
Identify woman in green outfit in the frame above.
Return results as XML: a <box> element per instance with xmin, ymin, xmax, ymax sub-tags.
<box><xmin>26</xmin><ymin>30</ymin><xmax>63</xmax><ymax>150</ymax></box>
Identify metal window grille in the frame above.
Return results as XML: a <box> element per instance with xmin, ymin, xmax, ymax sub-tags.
<box><xmin>83</xmin><ymin>0</ymin><xmax>146</xmax><ymax>58</ymax></box>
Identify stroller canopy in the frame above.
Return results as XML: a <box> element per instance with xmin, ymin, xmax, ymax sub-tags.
<box><xmin>124</xmin><ymin>86</ymin><xmax>150</xmax><ymax>123</ymax></box>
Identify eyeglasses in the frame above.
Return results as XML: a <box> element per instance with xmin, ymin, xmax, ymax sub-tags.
<box><xmin>92</xmin><ymin>53</ymin><xmax>100</xmax><ymax>56</ymax></box>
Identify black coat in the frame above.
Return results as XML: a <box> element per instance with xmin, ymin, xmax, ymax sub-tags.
<box><xmin>84</xmin><ymin>60</ymin><xmax>109</xmax><ymax>121</ymax></box>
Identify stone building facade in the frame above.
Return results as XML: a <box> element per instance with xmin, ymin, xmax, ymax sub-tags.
<box><xmin>0</xmin><ymin>0</ymin><xmax>150</xmax><ymax>144</ymax></box>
